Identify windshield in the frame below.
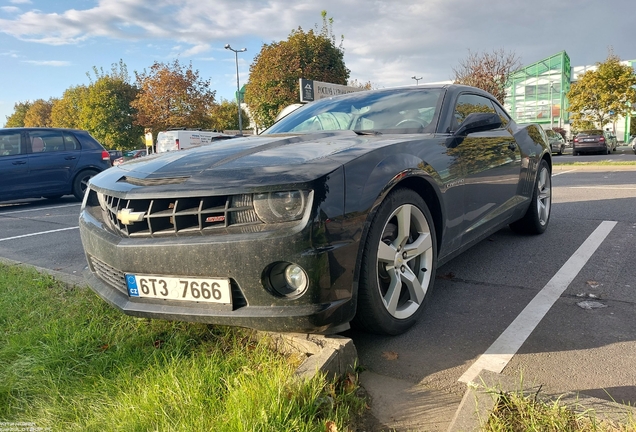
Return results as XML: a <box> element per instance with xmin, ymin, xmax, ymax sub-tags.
<box><xmin>264</xmin><ymin>88</ymin><xmax>444</xmax><ymax>135</ymax></box>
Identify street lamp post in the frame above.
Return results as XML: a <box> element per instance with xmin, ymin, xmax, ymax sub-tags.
<box><xmin>411</xmin><ymin>76</ymin><xmax>423</xmax><ymax>85</ymax></box>
<box><xmin>225</xmin><ymin>44</ymin><xmax>247</xmax><ymax>135</ymax></box>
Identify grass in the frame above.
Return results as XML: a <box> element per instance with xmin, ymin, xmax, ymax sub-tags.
<box><xmin>0</xmin><ymin>263</ymin><xmax>366</xmax><ymax>431</ymax></box>
<box><xmin>483</xmin><ymin>388</ymin><xmax>636</xmax><ymax>431</ymax></box>
<box><xmin>553</xmin><ymin>160</ymin><xmax>636</xmax><ymax>166</ymax></box>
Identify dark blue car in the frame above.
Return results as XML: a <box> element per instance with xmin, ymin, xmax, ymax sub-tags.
<box><xmin>0</xmin><ymin>127</ymin><xmax>112</xmax><ymax>201</ymax></box>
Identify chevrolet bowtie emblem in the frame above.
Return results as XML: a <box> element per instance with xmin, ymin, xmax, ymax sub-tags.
<box><xmin>117</xmin><ymin>208</ymin><xmax>146</xmax><ymax>225</ymax></box>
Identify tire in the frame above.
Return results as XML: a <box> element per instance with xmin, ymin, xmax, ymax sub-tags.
<box><xmin>557</xmin><ymin>146</ymin><xmax>563</xmax><ymax>155</ymax></box>
<box><xmin>72</xmin><ymin>169</ymin><xmax>98</xmax><ymax>201</ymax></box>
<box><xmin>510</xmin><ymin>159</ymin><xmax>551</xmax><ymax>235</ymax></box>
<box><xmin>354</xmin><ymin>188</ymin><xmax>437</xmax><ymax>335</ymax></box>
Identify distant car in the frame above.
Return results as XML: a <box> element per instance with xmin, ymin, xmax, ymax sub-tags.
<box><xmin>108</xmin><ymin>150</ymin><xmax>123</xmax><ymax>164</ymax></box>
<box><xmin>630</xmin><ymin>136</ymin><xmax>636</xmax><ymax>154</ymax></box>
<box><xmin>545</xmin><ymin>129</ymin><xmax>566</xmax><ymax>155</ymax></box>
<box><xmin>572</xmin><ymin>130</ymin><xmax>616</xmax><ymax>155</ymax></box>
<box><xmin>79</xmin><ymin>84</ymin><xmax>552</xmax><ymax>336</ymax></box>
<box><xmin>113</xmin><ymin>149</ymin><xmax>147</xmax><ymax>166</ymax></box>
<box><xmin>0</xmin><ymin>127</ymin><xmax>111</xmax><ymax>201</ymax></box>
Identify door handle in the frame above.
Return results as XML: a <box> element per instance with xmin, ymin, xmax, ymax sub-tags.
<box><xmin>12</xmin><ymin>160</ymin><xmax>27</xmax><ymax>165</ymax></box>
<box><xmin>507</xmin><ymin>142</ymin><xmax>517</xmax><ymax>151</ymax></box>
<box><xmin>64</xmin><ymin>156</ymin><xmax>77</xmax><ymax>160</ymax></box>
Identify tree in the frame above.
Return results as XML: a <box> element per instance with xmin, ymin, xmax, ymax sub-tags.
<box><xmin>23</xmin><ymin>98</ymin><xmax>55</xmax><ymax>127</ymax></box>
<box><xmin>348</xmin><ymin>79</ymin><xmax>374</xmax><ymax>90</ymax></box>
<box><xmin>567</xmin><ymin>50</ymin><xmax>636</xmax><ymax>131</ymax></box>
<box><xmin>209</xmin><ymin>99</ymin><xmax>250</xmax><ymax>131</ymax></box>
<box><xmin>4</xmin><ymin>101</ymin><xmax>32</xmax><ymax>127</ymax></box>
<box><xmin>452</xmin><ymin>48</ymin><xmax>521</xmax><ymax>104</ymax></box>
<box><xmin>51</xmin><ymin>85</ymin><xmax>88</xmax><ymax>129</ymax></box>
<box><xmin>80</xmin><ymin>61</ymin><xmax>143</xmax><ymax>149</ymax></box>
<box><xmin>244</xmin><ymin>11</ymin><xmax>350</xmax><ymax>129</ymax></box>
<box><xmin>132</xmin><ymin>60</ymin><xmax>216</xmax><ymax>136</ymax></box>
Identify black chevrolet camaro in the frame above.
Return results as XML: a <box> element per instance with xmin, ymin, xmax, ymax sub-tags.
<box><xmin>79</xmin><ymin>84</ymin><xmax>552</xmax><ymax>335</ymax></box>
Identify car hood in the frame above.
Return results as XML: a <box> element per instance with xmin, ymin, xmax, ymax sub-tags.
<box><xmin>91</xmin><ymin>131</ymin><xmax>432</xmax><ymax>195</ymax></box>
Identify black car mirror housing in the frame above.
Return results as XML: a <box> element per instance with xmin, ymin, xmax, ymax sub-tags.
<box><xmin>453</xmin><ymin>113</ymin><xmax>502</xmax><ymax>137</ymax></box>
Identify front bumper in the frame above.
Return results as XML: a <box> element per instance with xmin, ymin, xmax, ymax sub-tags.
<box><xmin>79</xmin><ymin>199</ymin><xmax>356</xmax><ymax>334</ymax></box>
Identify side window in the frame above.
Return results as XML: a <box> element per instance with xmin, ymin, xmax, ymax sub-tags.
<box><xmin>63</xmin><ymin>132</ymin><xmax>80</xmax><ymax>150</ymax></box>
<box><xmin>453</xmin><ymin>94</ymin><xmax>496</xmax><ymax>128</ymax></box>
<box><xmin>29</xmin><ymin>130</ymin><xmax>66</xmax><ymax>153</ymax></box>
<box><xmin>0</xmin><ymin>132</ymin><xmax>22</xmax><ymax>156</ymax></box>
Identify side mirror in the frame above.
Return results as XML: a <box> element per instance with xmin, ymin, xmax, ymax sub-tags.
<box><xmin>453</xmin><ymin>112</ymin><xmax>502</xmax><ymax>136</ymax></box>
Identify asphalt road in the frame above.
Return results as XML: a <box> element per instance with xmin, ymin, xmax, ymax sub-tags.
<box><xmin>348</xmin><ymin>166</ymin><xmax>636</xmax><ymax>430</ymax></box>
<box><xmin>1</xmin><ymin>162</ymin><xmax>635</xmax><ymax>430</ymax></box>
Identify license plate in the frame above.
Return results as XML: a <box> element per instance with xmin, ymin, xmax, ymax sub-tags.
<box><xmin>125</xmin><ymin>274</ymin><xmax>231</xmax><ymax>304</ymax></box>
<box><xmin>583</xmin><ymin>138</ymin><xmax>596</xmax><ymax>142</ymax></box>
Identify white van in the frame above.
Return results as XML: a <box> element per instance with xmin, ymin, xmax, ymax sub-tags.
<box><xmin>156</xmin><ymin>130</ymin><xmax>229</xmax><ymax>153</ymax></box>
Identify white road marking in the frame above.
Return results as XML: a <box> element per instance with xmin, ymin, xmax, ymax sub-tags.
<box><xmin>0</xmin><ymin>204</ymin><xmax>80</xmax><ymax>215</ymax></box>
<box><xmin>552</xmin><ymin>169</ymin><xmax>577</xmax><ymax>176</ymax></box>
<box><xmin>0</xmin><ymin>226</ymin><xmax>79</xmax><ymax>242</ymax></box>
<box><xmin>567</xmin><ymin>186</ymin><xmax>636</xmax><ymax>190</ymax></box>
<box><xmin>458</xmin><ymin>220</ymin><xmax>617</xmax><ymax>384</ymax></box>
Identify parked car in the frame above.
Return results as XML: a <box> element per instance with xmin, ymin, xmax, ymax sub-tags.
<box><xmin>545</xmin><ymin>129</ymin><xmax>566</xmax><ymax>155</ymax></box>
<box><xmin>108</xmin><ymin>150</ymin><xmax>123</xmax><ymax>164</ymax></box>
<box><xmin>79</xmin><ymin>84</ymin><xmax>552</xmax><ymax>335</ymax></box>
<box><xmin>630</xmin><ymin>136</ymin><xmax>636</xmax><ymax>154</ymax></box>
<box><xmin>113</xmin><ymin>149</ymin><xmax>147</xmax><ymax>166</ymax></box>
<box><xmin>572</xmin><ymin>130</ymin><xmax>616</xmax><ymax>155</ymax></box>
<box><xmin>0</xmin><ymin>127</ymin><xmax>111</xmax><ymax>201</ymax></box>
<box><xmin>156</xmin><ymin>129</ymin><xmax>231</xmax><ymax>153</ymax></box>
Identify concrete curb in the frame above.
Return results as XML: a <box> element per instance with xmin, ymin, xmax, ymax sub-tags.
<box><xmin>256</xmin><ymin>332</ymin><xmax>358</xmax><ymax>380</ymax></box>
<box><xmin>448</xmin><ymin>370</ymin><xmax>636</xmax><ymax>431</ymax></box>
<box><xmin>0</xmin><ymin>257</ymin><xmax>359</xmax><ymax>381</ymax></box>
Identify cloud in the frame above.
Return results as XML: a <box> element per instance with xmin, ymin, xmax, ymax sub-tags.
<box><xmin>0</xmin><ymin>0</ymin><xmax>634</xmax><ymax>88</ymax></box>
<box><xmin>9</xmin><ymin>0</ymin><xmax>31</xmax><ymax>4</ymax></box>
<box><xmin>22</xmin><ymin>60</ymin><xmax>71</xmax><ymax>66</ymax></box>
<box><xmin>1</xmin><ymin>6</ymin><xmax>21</xmax><ymax>13</ymax></box>
<box><xmin>1</xmin><ymin>51</ymin><xmax>20</xmax><ymax>58</ymax></box>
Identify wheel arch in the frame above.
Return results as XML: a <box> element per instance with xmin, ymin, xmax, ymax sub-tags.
<box><xmin>351</xmin><ymin>170</ymin><xmax>444</xmax><ymax>296</ymax></box>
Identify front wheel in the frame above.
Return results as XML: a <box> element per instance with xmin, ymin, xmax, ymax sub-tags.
<box><xmin>510</xmin><ymin>159</ymin><xmax>551</xmax><ymax>235</ymax></box>
<box><xmin>354</xmin><ymin>189</ymin><xmax>437</xmax><ymax>335</ymax></box>
<box><xmin>72</xmin><ymin>169</ymin><xmax>98</xmax><ymax>201</ymax></box>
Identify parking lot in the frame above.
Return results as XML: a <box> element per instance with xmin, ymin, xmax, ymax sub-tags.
<box><xmin>1</xmin><ymin>164</ymin><xmax>635</xmax><ymax>430</ymax></box>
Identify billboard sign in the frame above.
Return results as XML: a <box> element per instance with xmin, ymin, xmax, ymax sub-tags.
<box><xmin>299</xmin><ymin>78</ymin><xmax>363</xmax><ymax>103</ymax></box>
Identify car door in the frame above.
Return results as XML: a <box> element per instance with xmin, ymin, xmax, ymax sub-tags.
<box><xmin>25</xmin><ymin>129</ymin><xmax>79</xmax><ymax>196</ymax></box>
<box><xmin>0</xmin><ymin>129</ymin><xmax>30</xmax><ymax>200</ymax></box>
<box><xmin>452</xmin><ymin>93</ymin><xmax>522</xmax><ymax>246</ymax></box>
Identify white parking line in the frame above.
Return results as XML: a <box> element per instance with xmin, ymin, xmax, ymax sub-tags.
<box><xmin>0</xmin><ymin>226</ymin><xmax>79</xmax><ymax>242</ymax></box>
<box><xmin>567</xmin><ymin>186</ymin><xmax>636</xmax><ymax>190</ymax></box>
<box><xmin>552</xmin><ymin>169</ymin><xmax>577</xmax><ymax>176</ymax></box>
<box><xmin>458</xmin><ymin>220</ymin><xmax>617</xmax><ymax>384</ymax></box>
<box><xmin>0</xmin><ymin>204</ymin><xmax>80</xmax><ymax>215</ymax></box>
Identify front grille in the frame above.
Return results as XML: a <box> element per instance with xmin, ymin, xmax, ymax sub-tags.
<box><xmin>97</xmin><ymin>193</ymin><xmax>262</xmax><ymax>237</ymax></box>
<box><xmin>90</xmin><ymin>255</ymin><xmax>127</xmax><ymax>294</ymax></box>
<box><xmin>88</xmin><ymin>255</ymin><xmax>248</xmax><ymax>309</ymax></box>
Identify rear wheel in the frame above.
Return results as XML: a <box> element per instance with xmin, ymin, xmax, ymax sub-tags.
<box><xmin>510</xmin><ymin>159</ymin><xmax>551</xmax><ymax>235</ymax></box>
<box><xmin>72</xmin><ymin>169</ymin><xmax>98</xmax><ymax>201</ymax></box>
<box><xmin>354</xmin><ymin>189</ymin><xmax>437</xmax><ymax>335</ymax></box>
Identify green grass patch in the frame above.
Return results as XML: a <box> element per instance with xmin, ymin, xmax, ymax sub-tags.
<box><xmin>0</xmin><ymin>263</ymin><xmax>366</xmax><ymax>431</ymax></box>
<box><xmin>484</xmin><ymin>389</ymin><xmax>636</xmax><ymax>431</ymax></box>
<box><xmin>553</xmin><ymin>161</ymin><xmax>636</xmax><ymax>166</ymax></box>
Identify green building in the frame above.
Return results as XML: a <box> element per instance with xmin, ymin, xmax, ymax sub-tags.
<box><xmin>504</xmin><ymin>51</ymin><xmax>571</xmax><ymax>128</ymax></box>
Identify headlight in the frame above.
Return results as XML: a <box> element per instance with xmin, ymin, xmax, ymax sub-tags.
<box><xmin>253</xmin><ymin>190</ymin><xmax>309</xmax><ymax>223</ymax></box>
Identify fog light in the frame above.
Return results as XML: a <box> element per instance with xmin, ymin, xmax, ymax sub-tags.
<box><xmin>285</xmin><ymin>264</ymin><xmax>307</xmax><ymax>291</ymax></box>
<box><xmin>267</xmin><ymin>262</ymin><xmax>309</xmax><ymax>298</ymax></box>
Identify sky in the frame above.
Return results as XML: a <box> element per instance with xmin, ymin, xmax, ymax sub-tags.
<box><xmin>1</xmin><ymin>0</ymin><xmax>634</xmax><ymax>127</ymax></box>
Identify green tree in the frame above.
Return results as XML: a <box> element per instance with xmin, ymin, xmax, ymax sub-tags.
<box><xmin>4</xmin><ymin>101</ymin><xmax>32</xmax><ymax>127</ymax></box>
<box><xmin>51</xmin><ymin>85</ymin><xmax>88</xmax><ymax>128</ymax></box>
<box><xmin>244</xmin><ymin>11</ymin><xmax>350</xmax><ymax>129</ymax></box>
<box><xmin>209</xmin><ymin>99</ymin><xmax>250</xmax><ymax>131</ymax></box>
<box><xmin>23</xmin><ymin>98</ymin><xmax>55</xmax><ymax>127</ymax></box>
<box><xmin>80</xmin><ymin>61</ymin><xmax>143</xmax><ymax>149</ymax></box>
<box><xmin>452</xmin><ymin>48</ymin><xmax>521</xmax><ymax>104</ymax></box>
<box><xmin>132</xmin><ymin>59</ymin><xmax>216</xmax><ymax>137</ymax></box>
<box><xmin>567</xmin><ymin>51</ymin><xmax>636</xmax><ymax>130</ymax></box>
